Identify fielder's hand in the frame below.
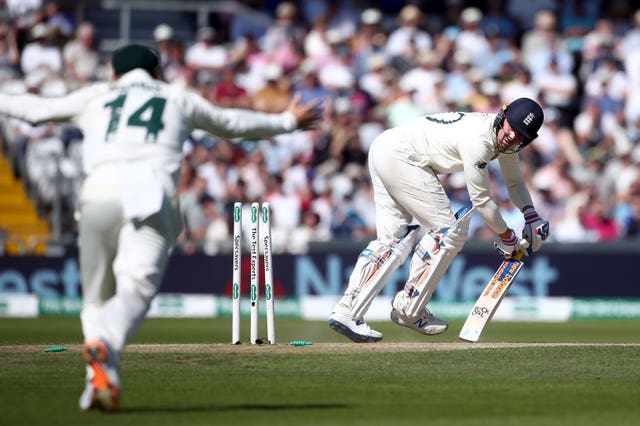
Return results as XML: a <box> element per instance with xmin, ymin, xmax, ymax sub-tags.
<box><xmin>286</xmin><ymin>92</ymin><xmax>323</xmax><ymax>131</ymax></box>
<box><xmin>494</xmin><ymin>228</ymin><xmax>528</xmax><ymax>259</ymax></box>
<box><xmin>522</xmin><ymin>207</ymin><xmax>549</xmax><ymax>255</ymax></box>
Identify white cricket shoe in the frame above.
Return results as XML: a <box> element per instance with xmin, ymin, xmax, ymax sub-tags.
<box><xmin>79</xmin><ymin>339</ymin><xmax>120</xmax><ymax>412</ymax></box>
<box><xmin>328</xmin><ymin>311</ymin><xmax>383</xmax><ymax>343</ymax></box>
<box><xmin>390</xmin><ymin>292</ymin><xmax>448</xmax><ymax>335</ymax></box>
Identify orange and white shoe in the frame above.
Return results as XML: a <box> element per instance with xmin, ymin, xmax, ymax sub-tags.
<box><xmin>79</xmin><ymin>339</ymin><xmax>120</xmax><ymax>412</ymax></box>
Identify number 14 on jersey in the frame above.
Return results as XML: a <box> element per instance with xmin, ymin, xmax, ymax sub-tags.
<box><xmin>104</xmin><ymin>94</ymin><xmax>166</xmax><ymax>142</ymax></box>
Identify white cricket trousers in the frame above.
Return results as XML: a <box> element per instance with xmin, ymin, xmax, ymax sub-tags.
<box><xmin>368</xmin><ymin>127</ymin><xmax>456</xmax><ymax>242</ymax></box>
<box><xmin>78</xmin><ymin>194</ymin><xmax>179</xmax><ymax>361</ymax></box>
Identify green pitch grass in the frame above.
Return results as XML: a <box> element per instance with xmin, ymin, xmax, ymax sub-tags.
<box><xmin>1</xmin><ymin>318</ymin><xmax>639</xmax><ymax>426</ymax></box>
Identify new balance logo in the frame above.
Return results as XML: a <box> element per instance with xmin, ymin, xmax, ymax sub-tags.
<box><xmin>413</xmin><ymin>317</ymin><xmax>430</xmax><ymax>328</ymax></box>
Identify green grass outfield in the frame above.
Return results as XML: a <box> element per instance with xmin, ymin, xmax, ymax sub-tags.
<box><xmin>1</xmin><ymin>318</ymin><xmax>639</xmax><ymax>426</ymax></box>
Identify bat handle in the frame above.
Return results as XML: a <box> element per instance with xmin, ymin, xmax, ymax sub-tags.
<box><xmin>512</xmin><ymin>239</ymin><xmax>529</xmax><ymax>260</ymax></box>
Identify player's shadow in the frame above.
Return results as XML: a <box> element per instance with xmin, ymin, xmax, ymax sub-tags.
<box><xmin>121</xmin><ymin>402</ymin><xmax>351</xmax><ymax>413</ymax></box>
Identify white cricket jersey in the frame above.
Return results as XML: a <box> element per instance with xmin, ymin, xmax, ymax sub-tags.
<box><xmin>0</xmin><ymin>69</ymin><xmax>297</xmax><ymax>188</ymax></box>
<box><xmin>393</xmin><ymin>112</ymin><xmax>533</xmax><ymax>233</ymax></box>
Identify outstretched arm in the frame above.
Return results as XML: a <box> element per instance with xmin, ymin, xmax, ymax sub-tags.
<box><xmin>0</xmin><ymin>85</ymin><xmax>104</xmax><ymax>125</ymax></box>
<box><xmin>185</xmin><ymin>91</ymin><xmax>323</xmax><ymax>140</ymax></box>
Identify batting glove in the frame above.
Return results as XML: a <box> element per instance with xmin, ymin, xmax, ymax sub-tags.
<box><xmin>522</xmin><ymin>207</ymin><xmax>549</xmax><ymax>255</ymax></box>
<box><xmin>494</xmin><ymin>228</ymin><xmax>527</xmax><ymax>259</ymax></box>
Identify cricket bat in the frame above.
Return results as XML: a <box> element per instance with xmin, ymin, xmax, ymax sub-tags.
<box><xmin>459</xmin><ymin>250</ymin><xmax>526</xmax><ymax>342</ymax></box>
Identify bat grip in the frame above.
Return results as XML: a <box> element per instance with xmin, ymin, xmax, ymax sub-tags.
<box><xmin>513</xmin><ymin>239</ymin><xmax>529</xmax><ymax>260</ymax></box>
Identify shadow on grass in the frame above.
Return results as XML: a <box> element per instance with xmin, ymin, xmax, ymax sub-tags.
<box><xmin>120</xmin><ymin>403</ymin><xmax>351</xmax><ymax>414</ymax></box>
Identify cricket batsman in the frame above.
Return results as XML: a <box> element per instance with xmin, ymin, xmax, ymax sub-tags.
<box><xmin>329</xmin><ymin>98</ymin><xmax>550</xmax><ymax>342</ymax></box>
<box><xmin>0</xmin><ymin>44</ymin><xmax>321</xmax><ymax>410</ymax></box>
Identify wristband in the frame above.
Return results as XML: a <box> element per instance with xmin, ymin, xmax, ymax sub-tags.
<box><xmin>524</xmin><ymin>209</ymin><xmax>539</xmax><ymax>224</ymax></box>
<box><xmin>500</xmin><ymin>231</ymin><xmax>517</xmax><ymax>245</ymax></box>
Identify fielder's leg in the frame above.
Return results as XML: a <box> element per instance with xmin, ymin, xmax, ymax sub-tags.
<box><xmin>391</xmin><ymin>205</ymin><xmax>475</xmax><ymax>335</ymax></box>
<box><xmin>329</xmin><ymin>225</ymin><xmax>420</xmax><ymax>342</ymax></box>
<box><xmin>77</xmin><ymin>199</ymin><xmax>123</xmax><ymax>411</ymax></box>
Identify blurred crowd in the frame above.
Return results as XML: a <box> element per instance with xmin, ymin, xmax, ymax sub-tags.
<box><xmin>2</xmin><ymin>0</ymin><xmax>640</xmax><ymax>255</ymax></box>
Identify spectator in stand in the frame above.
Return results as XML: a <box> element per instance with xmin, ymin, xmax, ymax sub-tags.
<box><xmin>483</xmin><ymin>0</ymin><xmax>517</xmax><ymax>40</ymax></box>
<box><xmin>530</xmin><ymin>179</ymin><xmax>564</xmax><ymax>234</ymax></box>
<box><xmin>553</xmin><ymin>190</ymin><xmax>597</xmax><ymax>242</ymax></box>
<box><xmin>152</xmin><ymin>23</ymin><xmax>174</xmax><ymax>70</ymax></box>
<box><xmin>5</xmin><ymin>0</ymin><xmax>42</xmax><ymax>49</ymax></box>
<box><xmin>231</xmin><ymin>34</ymin><xmax>270</xmax><ymax>95</ymax></box>
<box><xmin>163</xmin><ymin>40</ymin><xmax>193</xmax><ymax>87</ymax></box>
<box><xmin>190</xmin><ymin>193</ymin><xmax>216</xmax><ymax>245</ymax></box>
<box><xmin>506</xmin><ymin>0</ymin><xmax>557</xmax><ymax>32</ymax></box>
<box><xmin>534</xmin><ymin>56</ymin><xmax>579</xmax><ymax>128</ymax></box>
<box><xmin>294</xmin><ymin>58</ymin><xmax>331</xmax><ymax>106</ymax></box>
<box><xmin>620</xmin><ymin>10</ymin><xmax>640</xmax><ymax>83</ymax></box>
<box><xmin>185</xmin><ymin>26</ymin><xmax>227</xmax><ymax>84</ymax></box>
<box><xmin>359</xmin><ymin>53</ymin><xmax>393</xmax><ymax>104</ymax></box>
<box><xmin>350</xmin><ymin>8</ymin><xmax>385</xmax><ymax>78</ymax></box>
<box><xmin>317</xmin><ymin>29</ymin><xmax>356</xmax><ymax>94</ymax></box>
<box><xmin>583</xmin><ymin>56</ymin><xmax>627</xmax><ymax>115</ymax></box>
<box><xmin>399</xmin><ymin>51</ymin><xmax>444</xmax><ymax>111</ymax></box>
<box><xmin>44</xmin><ymin>1</ymin><xmax>74</xmax><ymax>39</ymax></box>
<box><xmin>331</xmin><ymin>192</ymin><xmax>369</xmax><ymax>240</ymax></box>
<box><xmin>316</xmin><ymin>97</ymin><xmax>362</xmax><ymax>175</ymax></box>
<box><xmin>500</xmin><ymin>62</ymin><xmax>538</xmax><ymax>104</ymax></box>
<box><xmin>304</xmin><ymin>14</ymin><xmax>332</xmax><ymax>63</ymax></box>
<box><xmin>574</xmin><ymin>99</ymin><xmax>605</xmax><ymax>154</ymax></box>
<box><xmin>532</xmin><ymin>107</ymin><xmax>583</xmax><ymax>167</ymax></box>
<box><xmin>178</xmin><ymin>174</ymin><xmax>209</xmax><ymax>240</ymax></box>
<box><xmin>582</xmin><ymin>189</ymin><xmax>619</xmax><ymax>241</ymax></box>
<box><xmin>208</xmin><ymin>64</ymin><xmax>251</xmax><ymax>108</ymax></box>
<box><xmin>7</xmin><ymin>115</ymin><xmax>57</xmax><ymax>185</ymax></box>
<box><xmin>385</xmin><ymin>5</ymin><xmax>432</xmax><ymax>66</ymax></box>
<box><xmin>252</xmin><ymin>63</ymin><xmax>290</xmax><ymax>113</ymax></box>
<box><xmin>280</xmin><ymin>154</ymin><xmax>311</xmax><ymax>196</ymax></box>
<box><xmin>322</xmin><ymin>0</ymin><xmax>360</xmax><ymax>39</ymax></box>
<box><xmin>533</xmin><ymin>154</ymin><xmax>579</xmax><ymax>202</ymax></box>
<box><xmin>194</xmin><ymin>136</ymin><xmax>231</xmax><ymax>203</ymax></box>
<box><xmin>608</xmin><ymin>151</ymin><xmax>639</xmax><ymax>207</ymax></box>
<box><xmin>260</xmin><ymin>1</ymin><xmax>305</xmax><ymax>70</ymax></box>
<box><xmin>386</xmin><ymin>79</ymin><xmax>427</xmax><ymax>127</ymax></box>
<box><xmin>615</xmin><ymin>178</ymin><xmax>640</xmax><ymax>238</ymax></box>
<box><xmin>20</xmin><ymin>23</ymin><xmax>62</xmax><ymax>79</ymax></box>
<box><xmin>63</xmin><ymin>22</ymin><xmax>100</xmax><ymax>86</ymax></box>
<box><xmin>442</xmin><ymin>49</ymin><xmax>474</xmax><ymax>107</ymax></box>
<box><xmin>477</xmin><ymin>24</ymin><xmax>518</xmax><ymax>80</ymax></box>
<box><xmin>581</xmin><ymin>19</ymin><xmax>617</xmax><ymax>79</ymax></box>
<box><xmin>202</xmin><ymin>197</ymin><xmax>230</xmax><ymax>255</ymax></box>
<box><xmin>606</xmin><ymin>0</ymin><xmax>633</xmax><ymax>36</ymax></box>
<box><xmin>468</xmin><ymin>78</ymin><xmax>502</xmax><ymax>114</ymax></box>
<box><xmin>351</xmin><ymin>176</ymin><xmax>376</xmax><ymax>236</ymax></box>
<box><xmin>264</xmin><ymin>173</ymin><xmax>302</xmax><ymax>252</ymax></box>
<box><xmin>227</xmin><ymin>0</ymin><xmax>269</xmax><ymax>42</ymax></box>
<box><xmin>520</xmin><ymin>9</ymin><xmax>573</xmax><ymax>79</ymax></box>
<box><xmin>308</xmin><ymin>184</ymin><xmax>335</xmax><ymax>236</ymax></box>
<box><xmin>558</xmin><ymin>0</ymin><xmax>599</xmax><ymax>54</ymax></box>
<box><xmin>287</xmin><ymin>210</ymin><xmax>331</xmax><ymax>254</ymax></box>
<box><xmin>0</xmin><ymin>23</ymin><xmax>20</xmax><ymax>80</ymax></box>
<box><xmin>455</xmin><ymin>7</ymin><xmax>491</xmax><ymax>71</ymax></box>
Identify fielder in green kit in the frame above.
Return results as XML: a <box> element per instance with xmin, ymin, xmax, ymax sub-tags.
<box><xmin>0</xmin><ymin>43</ymin><xmax>321</xmax><ymax>411</ymax></box>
